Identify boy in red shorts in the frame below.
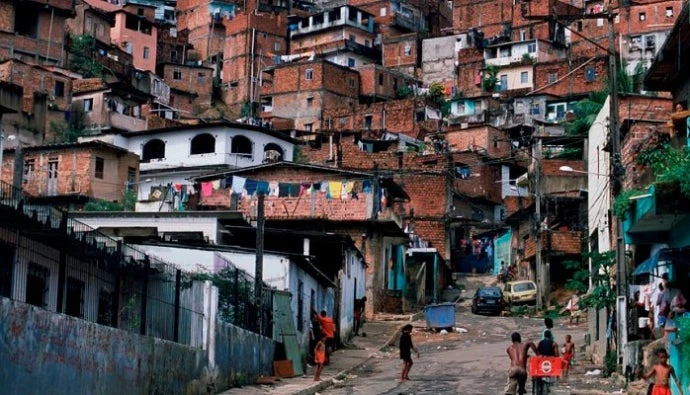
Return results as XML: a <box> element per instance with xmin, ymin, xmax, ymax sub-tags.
<box><xmin>642</xmin><ymin>348</ymin><xmax>683</xmax><ymax>395</ymax></box>
<box><xmin>561</xmin><ymin>334</ymin><xmax>575</xmax><ymax>384</ymax></box>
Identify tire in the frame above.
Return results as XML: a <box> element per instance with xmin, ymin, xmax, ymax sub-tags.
<box><xmin>471</xmin><ymin>305</ymin><xmax>476</xmax><ymax>314</ymax></box>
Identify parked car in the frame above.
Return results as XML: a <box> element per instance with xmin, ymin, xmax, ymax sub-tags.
<box><xmin>471</xmin><ymin>287</ymin><xmax>505</xmax><ymax>315</ymax></box>
<box><xmin>504</xmin><ymin>280</ymin><xmax>538</xmax><ymax>305</ymax></box>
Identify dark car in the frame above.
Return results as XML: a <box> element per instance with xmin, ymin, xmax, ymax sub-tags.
<box><xmin>471</xmin><ymin>287</ymin><xmax>505</xmax><ymax>315</ymax></box>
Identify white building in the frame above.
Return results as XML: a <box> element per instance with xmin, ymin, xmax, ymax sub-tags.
<box><xmin>79</xmin><ymin>121</ymin><xmax>296</xmax><ymax>207</ymax></box>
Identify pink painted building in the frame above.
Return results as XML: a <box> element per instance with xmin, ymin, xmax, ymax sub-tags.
<box><xmin>110</xmin><ymin>9</ymin><xmax>158</xmax><ymax>72</ymax></box>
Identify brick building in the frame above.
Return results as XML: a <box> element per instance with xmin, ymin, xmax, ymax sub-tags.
<box><xmin>0</xmin><ymin>0</ymin><xmax>73</xmax><ymax>65</ymax></box>
<box><xmin>110</xmin><ymin>8</ymin><xmax>158</xmax><ymax>73</ymax></box>
<box><xmin>71</xmin><ymin>79</ymin><xmax>151</xmax><ymax>133</ymax></box>
<box><xmin>0</xmin><ymin>140</ymin><xmax>139</xmax><ymax>208</ymax></box>
<box><xmin>162</xmin><ymin>63</ymin><xmax>214</xmax><ymax>114</ymax></box>
<box><xmin>263</xmin><ymin>59</ymin><xmax>360</xmax><ymax>132</ymax></box>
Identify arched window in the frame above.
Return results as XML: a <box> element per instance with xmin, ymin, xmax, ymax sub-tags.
<box><xmin>141</xmin><ymin>139</ymin><xmax>165</xmax><ymax>162</ymax></box>
<box><xmin>190</xmin><ymin>133</ymin><xmax>215</xmax><ymax>155</ymax></box>
<box><xmin>231</xmin><ymin>135</ymin><xmax>253</xmax><ymax>155</ymax></box>
<box><xmin>263</xmin><ymin>143</ymin><xmax>284</xmax><ymax>163</ymax></box>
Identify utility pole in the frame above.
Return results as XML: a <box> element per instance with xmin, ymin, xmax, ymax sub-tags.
<box><xmin>533</xmin><ymin>136</ymin><xmax>544</xmax><ymax>310</ymax></box>
<box><xmin>607</xmin><ymin>10</ymin><xmax>626</xmax><ymax>361</ymax></box>
<box><xmin>254</xmin><ymin>193</ymin><xmax>265</xmax><ymax>334</ymax></box>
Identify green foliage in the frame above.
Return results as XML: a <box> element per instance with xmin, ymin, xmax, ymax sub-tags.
<box><xmin>293</xmin><ymin>145</ymin><xmax>307</xmax><ymax>163</ymax></box>
<box><xmin>240</xmin><ymin>101</ymin><xmax>252</xmax><ymax>118</ymax></box>
<box><xmin>395</xmin><ymin>85</ymin><xmax>414</xmax><ymax>99</ymax></box>
<box><xmin>427</xmin><ymin>82</ymin><xmax>451</xmax><ymax>117</ymax></box>
<box><xmin>482</xmin><ymin>65</ymin><xmax>500</xmax><ymax>92</ymax></box>
<box><xmin>193</xmin><ymin>266</ymin><xmax>254</xmax><ymax>324</ymax></box>
<box><xmin>637</xmin><ymin>142</ymin><xmax>690</xmax><ymax>197</ymax></box>
<box><xmin>562</xmin><ymin>259</ymin><xmax>590</xmax><ymax>294</ymax></box>
<box><xmin>83</xmin><ymin>190</ymin><xmax>137</xmax><ymax>211</ymax></box>
<box><xmin>617</xmin><ymin>61</ymin><xmax>645</xmax><ymax>94</ymax></box>
<box><xmin>521</xmin><ymin>53</ymin><xmax>534</xmax><ymax>64</ymax></box>
<box><xmin>50</xmin><ymin>110</ymin><xmax>87</xmax><ymax>143</ymax></box>
<box><xmin>68</xmin><ymin>35</ymin><xmax>103</xmax><ymax>78</ymax></box>
<box><xmin>612</xmin><ymin>188</ymin><xmax>645</xmax><ymax>217</ymax></box>
<box><xmin>564</xmin><ymin>92</ymin><xmax>607</xmax><ymax>136</ymax></box>
<box><xmin>579</xmin><ymin>251</ymin><xmax>617</xmax><ymax>312</ymax></box>
<box><xmin>603</xmin><ymin>351</ymin><xmax>618</xmax><ymax>377</ymax></box>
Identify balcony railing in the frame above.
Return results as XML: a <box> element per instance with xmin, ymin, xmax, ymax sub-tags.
<box><xmin>393</xmin><ymin>12</ymin><xmax>422</xmax><ymax>32</ymax></box>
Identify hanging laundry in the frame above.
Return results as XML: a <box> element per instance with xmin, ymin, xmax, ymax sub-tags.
<box><xmin>328</xmin><ymin>181</ymin><xmax>342</xmax><ymax>198</ymax></box>
<box><xmin>320</xmin><ymin>182</ymin><xmax>328</xmax><ymax>193</ymax></box>
<box><xmin>257</xmin><ymin>181</ymin><xmax>270</xmax><ymax>195</ymax></box>
<box><xmin>341</xmin><ymin>181</ymin><xmax>349</xmax><ymax>200</ymax></box>
<box><xmin>278</xmin><ymin>183</ymin><xmax>291</xmax><ymax>197</ymax></box>
<box><xmin>363</xmin><ymin>180</ymin><xmax>372</xmax><ymax>193</ymax></box>
<box><xmin>344</xmin><ymin>181</ymin><xmax>355</xmax><ymax>194</ymax></box>
<box><xmin>288</xmin><ymin>183</ymin><xmax>301</xmax><ymax>197</ymax></box>
<box><xmin>211</xmin><ymin>180</ymin><xmax>221</xmax><ymax>190</ymax></box>
<box><xmin>299</xmin><ymin>183</ymin><xmax>311</xmax><ymax>196</ymax></box>
<box><xmin>245</xmin><ymin>179</ymin><xmax>259</xmax><ymax>196</ymax></box>
<box><xmin>201</xmin><ymin>182</ymin><xmax>213</xmax><ymax>197</ymax></box>
<box><xmin>313</xmin><ymin>182</ymin><xmax>322</xmax><ymax>192</ymax></box>
<box><xmin>174</xmin><ymin>184</ymin><xmax>182</xmax><ymax>192</ymax></box>
<box><xmin>232</xmin><ymin>176</ymin><xmax>246</xmax><ymax>194</ymax></box>
<box><xmin>269</xmin><ymin>181</ymin><xmax>280</xmax><ymax>196</ymax></box>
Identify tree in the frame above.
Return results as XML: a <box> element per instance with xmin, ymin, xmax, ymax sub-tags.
<box><xmin>482</xmin><ymin>65</ymin><xmax>500</xmax><ymax>92</ymax></box>
<box><xmin>49</xmin><ymin>108</ymin><xmax>87</xmax><ymax>143</ymax></box>
<box><xmin>68</xmin><ymin>35</ymin><xmax>103</xmax><ymax>78</ymax></box>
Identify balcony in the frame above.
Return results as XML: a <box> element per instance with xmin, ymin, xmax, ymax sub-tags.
<box><xmin>523</xmin><ymin>230</ymin><xmax>582</xmax><ymax>260</ymax></box>
<box><xmin>344</xmin><ymin>40</ymin><xmax>381</xmax><ymax>62</ymax></box>
<box><xmin>624</xmin><ymin>183</ymin><xmax>690</xmax><ymax>244</ymax></box>
<box><xmin>393</xmin><ymin>12</ymin><xmax>423</xmax><ymax>32</ymax></box>
<box><xmin>110</xmin><ymin>112</ymin><xmax>147</xmax><ymax>132</ymax></box>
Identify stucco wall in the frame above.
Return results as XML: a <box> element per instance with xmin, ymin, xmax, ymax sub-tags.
<box><xmin>0</xmin><ymin>297</ymin><xmax>208</xmax><ymax>395</ymax></box>
<box><xmin>214</xmin><ymin>320</ymin><xmax>276</xmax><ymax>385</ymax></box>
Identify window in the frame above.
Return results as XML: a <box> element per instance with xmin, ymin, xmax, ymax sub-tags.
<box><xmin>143</xmin><ymin>46</ymin><xmax>150</xmax><ymax>59</ymax></box>
<box><xmin>197</xmin><ymin>72</ymin><xmax>206</xmax><ymax>84</ymax></box>
<box><xmin>297</xmin><ymin>280</ymin><xmax>304</xmax><ymax>331</ymax></box>
<box><xmin>274</xmin><ymin>42</ymin><xmax>281</xmax><ymax>51</ymax></box>
<box><xmin>364</xmin><ymin>115</ymin><xmax>373</xmax><ymax>130</ymax></box>
<box><xmin>527</xmin><ymin>43</ymin><xmax>536</xmax><ymax>53</ymax></box>
<box><xmin>339</xmin><ymin>117</ymin><xmax>347</xmax><ymax>126</ymax></box>
<box><xmin>393</xmin><ymin>78</ymin><xmax>398</xmax><ymax>91</ymax></box>
<box><xmin>585</xmin><ymin>66</ymin><xmax>596</xmax><ymax>81</ymax></box>
<box><xmin>14</xmin><ymin>3</ymin><xmax>39</xmax><ymax>38</ymax></box>
<box><xmin>171</xmin><ymin>50</ymin><xmax>178</xmax><ymax>62</ymax></box>
<box><xmin>519</xmin><ymin>30</ymin><xmax>526</xmax><ymax>41</ymax></box>
<box><xmin>639</xmin><ymin>12</ymin><xmax>646</xmax><ymax>21</ymax></box>
<box><xmin>137</xmin><ymin>7</ymin><xmax>145</xmax><ymax>16</ymax></box>
<box><xmin>547</xmin><ymin>71</ymin><xmax>558</xmax><ymax>84</ymax></box>
<box><xmin>499</xmin><ymin>74</ymin><xmax>508</xmax><ymax>91</ymax></box>
<box><xmin>365</xmin><ymin>40</ymin><xmax>370</xmax><ymax>47</ymax></box>
<box><xmin>349</xmin><ymin>78</ymin><xmax>356</xmax><ymax>89</ymax></box>
<box><xmin>378</xmin><ymin>73</ymin><xmax>384</xmax><ymax>86</ymax></box>
<box><xmin>126</xmin><ymin>167</ymin><xmax>136</xmax><ymax>191</ymax></box>
<box><xmin>54</xmin><ymin>81</ymin><xmax>65</xmax><ymax>98</ymax></box>
<box><xmin>263</xmin><ymin>143</ymin><xmax>284</xmax><ymax>161</ymax></box>
<box><xmin>142</xmin><ymin>139</ymin><xmax>165</xmax><ymax>162</ymax></box>
<box><xmin>190</xmin><ymin>133</ymin><xmax>216</xmax><ymax>155</ymax></box>
<box><xmin>665</xmin><ymin>7</ymin><xmax>673</xmax><ymax>17</ymax></box>
<box><xmin>173</xmin><ymin>69</ymin><xmax>182</xmax><ymax>80</ymax></box>
<box><xmin>304</xmin><ymin>123</ymin><xmax>313</xmax><ymax>132</ymax></box>
<box><xmin>26</xmin><ymin>263</ymin><xmax>49</xmax><ymax>308</ymax></box>
<box><xmin>415</xmin><ymin>110</ymin><xmax>425</xmax><ymax>122</ymax></box>
<box><xmin>577</xmin><ymin>21</ymin><xmax>583</xmax><ymax>32</ymax></box>
<box><xmin>347</xmin><ymin>58</ymin><xmax>356</xmax><ymax>67</ymax></box>
<box><xmin>83</xmin><ymin>98</ymin><xmax>94</xmax><ymax>112</ymax></box>
<box><xmin>380</xmin><ymin>7</ymin><xmax>387</xmax><ymax>16</ymax></box>
<box><xmin>95</xmin><ymin>157</ymin><xmax>104</xmax><ymax>179</ymax></box>
<box><xmin>520</xmin><ymin>71</ymin><xmax>529</xmax><ymax>84</ymax></box>
<box><xmin>349</xmin><ymin>34</ymin><xmax>355</xmax><ymax>42</ymax></box>
<box><xmin>499</xmin><ymin>47</ymin><xmax>511</xmax><ymax>57</ymax></box>
<box><xmin>305</xmin><ymin>69</ymin><xmax>313</xmax><ymax>80</ymax></box>
<box><xmin>306</xmin><ymin>96</ymin><xmax>314</xmax><ymax>106</ymax></box>
<box><xmin>23</xmin><ymin>158</ymin><xmax>35</xmax><ymax>184</ymax></box>
<box><xmin>231</xmin><ymin>135</ymin><xmax>253</xmax><ymax>155</ymax></box>
<box><xmin>65</xmin><ymin>277</ymin><xmax>85</xmax><ymax>319</ymax></box>
<box><xmin>404</xmin><ymin>44</ymin><xmax>412</xmax><ymax>56</ymax></box>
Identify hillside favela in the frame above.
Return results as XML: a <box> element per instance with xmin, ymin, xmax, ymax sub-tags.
<box><xmin>0</xmin><ymin>0</ymin><xmax>688</xmax><ymax>394</ymax></box>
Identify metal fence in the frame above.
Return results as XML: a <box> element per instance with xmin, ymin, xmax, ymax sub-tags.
<box><xmin>0</xmin><ymin>180</ymin><xmax>205</xmax><ymax>346</ymax></box>
<box><xmin>213</xmin><ymin>260</ymin><xmax>273</xmax><ymax>338</ymax></box>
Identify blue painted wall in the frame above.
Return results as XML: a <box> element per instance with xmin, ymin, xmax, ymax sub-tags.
<box><xmin>214</xmin><ymin>320</ymin><xmax>276</xmax><ymax>385</ymax></box>
<box><xmin>0</xmin><ymin>298</ymin><xmax>207</xmax><ymax>395</ymax></box>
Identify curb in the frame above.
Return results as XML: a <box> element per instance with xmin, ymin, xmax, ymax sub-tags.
<box><xmin>293</xmin><ymin>314</ymin><xmax>420</xmax><ymax>395</ymax></box>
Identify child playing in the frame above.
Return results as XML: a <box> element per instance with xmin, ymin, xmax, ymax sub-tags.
<box><xmin>642</xmin><ymin>348</ymin><xmax>684</xmax><ymax>395</ymax></box>
<box><xmin>399</xmin><ymin>324</ymin><xmax>419</xmax><ymax>382</ymax></box>
<box><xmin>561</xmin><ymin>334</ymin><xmax>575</xmax><ymax>384</ymax></box>
<box><xmin>313</xmin><ymin>336</ymin><xmax>326</xmax><ymax>381</ymax></box>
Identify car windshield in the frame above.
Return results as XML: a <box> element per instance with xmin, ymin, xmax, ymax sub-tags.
<box><xmin>478</xmin><ymin>288</ymin><xmax>501</xmax><ymax>297</ymax></box>
<box><xmin>513</xmin><ymin>283</ymin><xmax>535</xmax><ymax>292</ymax></box>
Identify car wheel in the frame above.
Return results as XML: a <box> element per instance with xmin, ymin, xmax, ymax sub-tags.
<box><xmin>471</xmin><ymin>305</ymin><xmax>476</xmax><ymax>314</ymax></box>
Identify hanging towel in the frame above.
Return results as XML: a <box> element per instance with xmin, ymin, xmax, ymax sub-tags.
<box><xmin>300</xmin><ymin>183</ymin><xmax>312</xmax><ymax>196</ymax></box>
<box><xmin>269</xmin><ymin>181</ymin><xmax>280</xmax><ymax>196</ymax></box>
<box><xmin>232</xmin><ymin>176</ymin><xmax>246</xmax><ymax>194</ymax></box>
<box><xmin>313</xmin><ymin>182</ymin><xmax>322</xmax><ymax>192</ymax></box>
<box><xmin>244</xmin><ymin>179</ymin><xmax>258</xmax><ymax>196</ymax></box>
<box><xmin>288</xmin><ymin>183</ymin><xmax>301</xmax><ymax>197</ymax></box>
<box><xmin>344</xmin><ymin>181</ymin><xmax>354</xmax><ymax>194</ymax></box>
<box><xmin>328</xmin><ymin>181</ymin><xmax>342</xmax><ymax>199</ymax></box>
<box><xmin>201</xmin><ymin>182</ymin><xmax>213</xmax><ymax>197</ymax></box>
<box><xmin>278</xmin><ymin>183</ymin><xmax>290</xmax><ymax>197</ymax></box>
<box><xmin>174</xmin><ymin>184</ymin><xmax>182</xmax><ymax>192</ymax></box>
<box><xmin>341</xmin><ymin>181</ymin><xmax>349</xmax><ymax>200</ymax></box>
<box><xmin>363</xmin><ymin>180</ymin><xmax>372</xmax><ymax>193</ymax></box>
<box><xmin>320</xmin><ymin>182</ymin><xmax>328</xmax><ymax>193</ymax></box>
<box><xmin>257</xmin><ymin>181</ymin><xmax>270</xmax><ymax>195</ymax></box>
<box><xmin>211</xmin><ymin>180</ymin><xmax>221</xmax><ymax>190</ymax></box>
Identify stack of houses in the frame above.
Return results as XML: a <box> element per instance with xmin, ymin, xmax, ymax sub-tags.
<box><xmin>0</xmin><ymin>0</ymin><xmax>688</xmax><ymax>391</ymax></box>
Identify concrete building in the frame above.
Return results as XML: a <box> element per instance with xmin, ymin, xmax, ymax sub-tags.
<box><xmin>71</xmin><ymin>79</ymin><xmax>152</xmax><ymax>133</ymax></box>
<box><xmin>110</xmin><ymin>7</ymin><xmax>158</xmax><ymax>73</ymax></box>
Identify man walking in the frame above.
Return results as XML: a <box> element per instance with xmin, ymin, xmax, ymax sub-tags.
<box><xmin>506</xmin><ymin>332</ymin><xmax>538</xmax><ymax>395</ymax></box>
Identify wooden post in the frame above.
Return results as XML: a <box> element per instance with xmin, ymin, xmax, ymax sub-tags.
<box><xmin>254</xmin><ymin>193</ymin><xmax>265</xmax><ymax>334</ymax></box>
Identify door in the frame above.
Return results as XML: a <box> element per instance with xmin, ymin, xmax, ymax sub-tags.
<box><xmin>46</xmin><ymin>158</ymin><xmax>59</xmax><ymax>196</ymax></box>
<box><xmin>272</xmin><ymin>290</ymin><xmax>304</xmax><ymax>376</ymax></box>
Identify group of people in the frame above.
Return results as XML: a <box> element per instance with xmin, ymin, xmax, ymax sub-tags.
<box><xmin>498</xmin><ymin>261</ymin><xmax>519</xmax><ymax>283</ymax></box>
<box><xmin>504</xmin><ymin>317</ymin><xmax>683</xmax><ymax>395</ymax></box>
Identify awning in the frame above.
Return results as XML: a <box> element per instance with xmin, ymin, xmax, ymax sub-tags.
<box><xmin>632</xmin><ymin>248</ymin><xmax>672</xmax><ymax>276</ymax></box>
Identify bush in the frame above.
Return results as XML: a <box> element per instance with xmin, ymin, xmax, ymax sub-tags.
<box><xmin>603</xmin><ymin>351</ymin><xmax>618</xmax><ymax>377</ymax></box>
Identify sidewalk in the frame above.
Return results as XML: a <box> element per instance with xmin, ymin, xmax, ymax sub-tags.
<box><xmin>218</xmin><ymin>319</ymin><xmax>407</xmax><ymax>395</ymax></box>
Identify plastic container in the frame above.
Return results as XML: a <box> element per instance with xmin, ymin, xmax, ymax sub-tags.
<box><xmin>423</xmin><ymin>302</ymin><xmax>456</xmax><ymax>329</ymax></box>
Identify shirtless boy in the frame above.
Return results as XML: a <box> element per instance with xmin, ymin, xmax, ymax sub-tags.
<box><xmin>561</xmin><ymin>335</ymin><xmax>575</xmax><ymax>384</ymax></box>
<box><xmin>506</xmin><ymin>332</ymin><xmax>538</xmax><ymax>395</ymax></box>
<box><xmin>642</xmin><ymin>349</ymin><xmax>684</xmax><ymax>395</ymax></box>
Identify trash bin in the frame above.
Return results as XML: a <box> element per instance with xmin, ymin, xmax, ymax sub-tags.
<box><xmin>423</xmin><ymin>302</ymin><xmax>456</xmax><ymax>330</ymax></box>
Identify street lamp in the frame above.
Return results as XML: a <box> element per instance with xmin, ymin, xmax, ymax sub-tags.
<box><xmin>559</xmin><ymin>166</ymin><xmax>607</xmax><ymax>176</ymax></box>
